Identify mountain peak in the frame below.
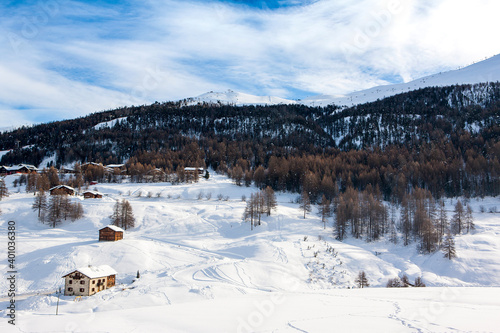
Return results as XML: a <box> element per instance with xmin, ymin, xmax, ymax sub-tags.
<box><xmin>184</xmin><ymin>90</ymin><xmax>297</xmax><ymax>106</ymax></box>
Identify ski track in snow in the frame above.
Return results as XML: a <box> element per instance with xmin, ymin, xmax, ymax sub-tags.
<box><xmin>0</xmin><ymin>174</ymin><xmax>499</xmax><ymax>332</ymax></box>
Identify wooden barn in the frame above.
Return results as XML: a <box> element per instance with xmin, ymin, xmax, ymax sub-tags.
<box><xmin>62</xmin><ymin>265</ymin><xmax>117</xmax><ymax>296</ymax></box>
<box><xmin>83</xmin><ymin>191</ymin><xmax>103</xmax><ymax>199</ymax></box>
<box><xmin>49</xmin><ymin>185</ymin><xmax>76</xmax><ymax>196</ymax></box>
<box><xmin>99</xmin><ymin>225</ymin><xmax>124</xmax><ymax>241</ymax></box>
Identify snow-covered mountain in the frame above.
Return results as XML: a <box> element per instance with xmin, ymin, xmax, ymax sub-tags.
<box><xmin>187</xmin><ymin>55</ymin><xmax>500</xmax><ymax>108</ymax></box>
<box><xmin>184</xmin><ymin>89</ymin><xmax>297</xmax><ymax>106</ymax></box>
<box><xmin>302</xmin><ymin>54</ymin><xmax>500</xmax><ymax>107</ymax></box>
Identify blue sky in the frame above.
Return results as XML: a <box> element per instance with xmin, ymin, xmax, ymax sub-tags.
<box><xmin>0</xmin><ymin>0</ymin><xmax>499</xmax><ymax>128</ymax></box>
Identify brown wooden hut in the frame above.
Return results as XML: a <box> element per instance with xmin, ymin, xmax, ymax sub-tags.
<box><xmin>49</xmin><ymin>185</ymin><xmax>76</xmax><ymax>196</ymax></box>
<box><xmin>99</xmin><ymin>225</ymin><xmax>124</xmax><ymax>241</ymax></box>
<box><xmin>83</xmin><ymin>191</ymin><xmax>103</xmax><ymax>199</ymax></box>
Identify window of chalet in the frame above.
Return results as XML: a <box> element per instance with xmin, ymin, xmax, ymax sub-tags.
<box><xmin>69</xmin><ymin>280</ymin><xmax>73</xmax><ymax>284</ymax></box>
<box><xmin>92</xmin><ymin>288</ymin><xmax>95</xmax><ymax>292</ymax></box>
<box><xmin>68</xmin><ymin>287</ymin><xmax>73</xmax><ymax>292</ymax></box>
<box><xmin>80</xmin><ymin>280</ymin><xmax>85</xmax><ymax>284</ymax></box>
<box><xmin>92</xmin><ymin>280</ymin><xmax>96</xmax><ymax>284</ymax></box>
<box><xmin>80</xmin><ymin>288</ymin><xmax>84</xmax><ymax>292</ymax></box>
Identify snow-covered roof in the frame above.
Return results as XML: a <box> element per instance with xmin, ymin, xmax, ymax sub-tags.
<box><xmin>64</xmin><ymin>265</ymin><xmax>117</xmax><ymax>279</ymax></box>
<box><xmin>82</xmin><ymin>162</ymin><xmax>103</xmax><ymax>167</ymax></box>
<box><xmin>106</xmin><ymin>164</ymin><xmax>125</xmax><ymax>168</ymax></box>
<box><xmin>3</xmin><ymin>164</ymin><xmax>38</xmax><ymax>171</ymax></box>
<box><xmin>83</xmin><ymin>190</ymin><xmax>103</xmax><ymax>195</ymax></box>
<box><xmin>101</xmin><ymin>225</ymin><xmax>124</xmax><ymax>233</ymax></box>
<box><xmin>184</xmin><ymin>167</ymin><xmax>204</xmax><ymax>171</ymax></box>
<box><xmin>49</xmin><ymin>185</ymin><xmax>76</xmax><ymax>192</ymax></box>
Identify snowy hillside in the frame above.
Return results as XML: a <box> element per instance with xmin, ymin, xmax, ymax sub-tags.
<box><xmin>185</xmin><ymin>55</ymin><xmax>500</xmax><ymax>109</ymax></box>
<box><xmin>0</xmin><ymin>173</ymin><xmax>500</xmax><ymax>331</ymax></box>
<box><xmin>184</xmin><ymin>89</ymin><xmax>297</xmax><ymax>106</ymax></box>
<box><xmin>302</xmin><ymin>54</ymin><xmax>500</xmax><ymax>107</ymax></box>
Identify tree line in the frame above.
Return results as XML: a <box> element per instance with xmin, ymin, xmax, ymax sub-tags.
<box><xmin>0</xmin><ymin>82</ymin><xmax>498</xmax><ymax>202</ymax></box>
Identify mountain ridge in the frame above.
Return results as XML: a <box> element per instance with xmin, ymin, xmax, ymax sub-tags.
<box><xmin>185</xmin><ymin>54</ymin><xmax>500</xmax><ymax>108</ymax></box>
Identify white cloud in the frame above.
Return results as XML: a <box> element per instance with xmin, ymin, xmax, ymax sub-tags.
<box><xmin>0</xmin><ymin>0</ymin><xmax>499</xmax><ymax>127</ymax></box>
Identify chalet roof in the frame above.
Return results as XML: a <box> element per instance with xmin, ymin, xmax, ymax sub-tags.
<box><xmin>82</xmin><ymin>162</ymin><xmax>103</xmax><ymax>167</ymax></box>
<box><xmin>100</xmin><ymin>225</ymin><xmax>124</xmax><ymax>233</ymax></box>
<box><xmin>49</xmin><ymin>185</ymin><xmax>76</xmax><ymax>192</ymax></box>
<box><xmin>184</xmin><ymin>167</ymin><xmax>204</xmax><ymax>171</ymax></box>
<box><xmin>4</xmin><ymin>164</ymin><xmax>38</xmax><ymax>171</ymax></box>
<box><xmin>83</xmin><ymin>190</ymin><xmax>103</xmax><ymax>196</ymax></box>
<box><xmin>63</xmin><ymin>265</ymin><xmax>117</xmax><ymax>279</ymax></box>
<box><xmin>106</xmin><ymin>164</ymin><xmax>125</xmax><ymax>168</ymax></box>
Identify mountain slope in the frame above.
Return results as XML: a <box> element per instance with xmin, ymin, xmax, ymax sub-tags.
<box><xmin>0</xmin><ymin>173</ymin><xmax>499</xmax><ymax>332</ymax></box>
<box><xmin>182</xmin><ymin>55</ymin><xmax>500</xmax><ymax>108</ymax></box>
<box><xmin>302</xmin><ymin>54</ymin><xmax>500</xmax><ymax>107</ymax></box>
<box><xmin>183</xmin><ymin>89</ymin><xmax>297</xmax><ymax>106</ymax></box>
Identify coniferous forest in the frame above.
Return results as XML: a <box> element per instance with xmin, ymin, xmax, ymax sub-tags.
<box><xmin>1</xmin><ymin>82</ymin><xmax>499</xmax><ymax>205</ymax></box>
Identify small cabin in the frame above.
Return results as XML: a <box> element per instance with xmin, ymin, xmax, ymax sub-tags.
<box><xmin>105</xmin><ymin>164</ymin><xmax>127</xmax><ymax>174</ymax></box>
<box><xmin>99</xmin><ymin>225</ymin><xmax>124</xmax><ymax>241</ymax></box>
<box><xmin>59</xmin><ymin>167</ymin><xmax>75</xmax><ymax>174</ymax></box>
<box><xmin>62</xmin><ymin>265</ymin><xmax>117</xmax><ymax>296</ymax></box>
<box><xmin>83</xmin><ymin>191</ymin><xmax>103</xmax><ymax>199</ymax></box>
<box><xmin>49</xmin><ymin>185</ymin><xmax>76</xmax><ymax>196</ymax></box>
<box><xmin>184</xmin><ymin>167</ymin><xmax>204</xmax><ymax>175</ymax></box>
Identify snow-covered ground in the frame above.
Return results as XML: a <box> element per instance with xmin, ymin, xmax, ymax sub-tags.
<box><xmin>0</xmin><ymin>173</ymin><xmax>499</xmax><ymax>332</ymax></box>
<box><xmin>185</xmin><ymin>89</ymin><xmax>297</xmax><ymax>106</ymax></box>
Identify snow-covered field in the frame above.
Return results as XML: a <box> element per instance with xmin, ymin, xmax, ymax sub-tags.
<box><xmin>0</xmin><ymin>173</ymin><xmax>499</xmax><ymax>332</ymax></box>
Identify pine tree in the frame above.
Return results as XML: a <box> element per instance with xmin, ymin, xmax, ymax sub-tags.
<box><xmin>389</xmin><ymin>202</ymin><xmax>398</xmax><ymax>244</ymax></box>
<box><xmin>121</xmin><ymin>200</ymin><xmax>135</xmax><ymax>230</ymax></box>
<box><xmin>400</xmin><ymin>274</ymin><xmax>411</xmax><ymax>287</ymax></box>
<box><xmin>437</xmin><ymin>199</ymin><xmax>448</xmax><ymax>245</ymax></box>
<box><xmin>243</xmin><ymin>193</ymin><xmax>256</xmax><ymax>231</ymax></box>
<box><xmin>451</xmin><ymin>200</ymin><xmax>465</xmax><ymax>234</ymax></box>
<box><xmin>354</xmin><ymin>271</ymin><xmax>369</xmax><ymax>288</ymax></box>
<box><xmin>442</xmin><ymin>230</ymin><xmax>457</xmax><ymax>260</ymax></box>
<box><xmin>111</xmin><ymin>200</ymin><xmax>122</xmax><ymax>227</ymax></box>
<box><xmin>414</xmin><ymin>277</ymin><xmax>426</xmax><ymax>287</ymax></box>
<box><xmin>111</xmin><ymin>199</ymin><xmax>135</xmax><ymax>230</ymax></box>
<box><xmin>69</xmin><ymin>201</ymin><xmax>84</xmax><ymax>221</ymax></box>
<box><xmin>400</xmin><ymin>196</ymin><xmax>412</xmax><ymax>246</ymax></box>
<box><xmin>47</xmin><ymin>195</ymin><xmax>63</xmax><ymax>228</ymax></box>
<box><xmin>334</xmin><ymin>196</ymin><xmax>347</xmax><ymax>241</ymax></box>
<box><xmin>263</xmin><ymin>186</ymin><xmax>277</xmax><ymax>216</ymax></box>
<box><xmin>386</xmin><ymin>277</ymin><xmax>402</xmax><ymax>288</ymax></box>
<box><xmin>0</xmin><ymin>180</ymin><xmax>9</xmax><ymax>200</ymax></box>
<box><xmin>32</xmin><ymin>191</ymin><xmax>47</xmax><ymax>218</ymax></box>
<box><xmin>253</xmin><ymin>192</ymin><xmax>264</xmax><ymax>226</ymax></box>
<box><xmin>299</xmin><ymin>191</ymin><xmax>311</xmax><ymax>219</ymax></box>
<box><xmin>465</xmin><ymin>205</ymin><xmax>475</xmax><ymax>234</ymax></box>
<box><xmin>317</xmin><ymin>195</ymin><xmax>331</xmax><ymax>229</ymax></box>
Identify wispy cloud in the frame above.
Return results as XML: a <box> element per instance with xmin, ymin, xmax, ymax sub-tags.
<box><xmin>0</xmin><ymin>0</ymin><xmax>498</xmax><ymax>127</ymax></box>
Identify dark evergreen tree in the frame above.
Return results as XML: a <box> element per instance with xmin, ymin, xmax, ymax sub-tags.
<box><xmin>442</xmin><ymin>230</ymin><xmax>457</xmax><ymax>260</ymax></box>
<box><xmin>354</xmin><ymin>271</ymin><xmax>369</xmax><ymax>288</ymax></box>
